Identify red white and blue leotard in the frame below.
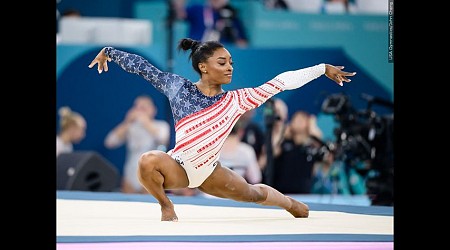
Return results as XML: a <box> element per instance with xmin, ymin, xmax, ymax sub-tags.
<box><xmin>105</xmin><ymin>47</ymin><xmax>325</xmax><ymax>187</ymax></box>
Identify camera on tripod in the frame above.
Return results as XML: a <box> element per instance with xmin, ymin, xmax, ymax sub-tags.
<box><xmin>321</xmin><ymin>93</ymin><xmax>393</xmax><ymax>167</ymax></box>
<box><xmin>321</xmin><ymin>92</ymin><xmax>394</xmax><ymax>205</ymax></box>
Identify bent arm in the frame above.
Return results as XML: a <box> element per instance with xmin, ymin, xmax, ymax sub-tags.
<box><xmin>104</xmin><ymin>122</ymin><xmax>128</xmax><ymax>148</ymax></box>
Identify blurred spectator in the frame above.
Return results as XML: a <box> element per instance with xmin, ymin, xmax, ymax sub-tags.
<box><xmin>323</xmin><ymin>0</ymin><xmax>350</xmax><ymax>14</ymax></box>
<box><xmin>172</xmin><ymin>0</ymin><xmax>249</xmax><ymax>47</ymax></box>
<box><xmin>104</xmin><ymin>95</ymin><xmax>171</xmax><ymax>194</ymax></box>
<box><xmin>238</xmin><ymin>109</ymin><xmax>265</xmax><ymax>162</ymax></box>
<box><xmin>283</xmin><ymin>0</ymin><xmax>323</xmax><ymax>13</ymax></box>
<box><xmin>56</xmin><ymin>106</ymin><xmax>87</xmax><ymax>157</ymax></box>
<box><xmin>311</xmin><ymin>150</ymin><xmax>337</xmax><ymax>194</ymax></box>
<box><xmin>61</xmin><ymin>8</ymin><xmax>82</xmax><ymax>17</ymax></box>
<box><xmin>220</xmin><ymin>121</ymin><xmax>262</xmax><ymax>184</ymax></box>
<box><xmin>261</xmin><ymin>0</ymin><xmax>289</xmax><ymax>10</ymax></box>
<box><xmin>353</xmin><ymin>0</ymin><xmax>388</xmax><ymax>15</ymax></box>
<box><xmin>259</xmin><ymin>98</ymin><xmax>289</xmax><ymax>173</ymax></box>
<box><xmin>311</xmin><ymin>149</ymin><xmax>367</xmax><ymax>195</ymax></box>
<box><xmin>271</xmin><ymin>110</ymin><xmax>324</xmax><ymax>194</ymax></box>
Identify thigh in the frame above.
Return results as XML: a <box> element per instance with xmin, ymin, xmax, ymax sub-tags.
<box><xmin>198</xmin><ymin>162</ymin><xmax>262</xmax><ymax>201</ymax></box>
<box><xmin>141</xmin><ymin>150</ymin><xmax>190</xmax><ymax>189</ymax></box>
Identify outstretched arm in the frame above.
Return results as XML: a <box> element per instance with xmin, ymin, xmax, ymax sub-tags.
<box><xmin>233</xmin><ymin>63</ymin><xmax>356</xmax><ymax>113</ymax></box>
<box><xmin>88</xmin><ymin>47</ymin><xmax>187</xmax><ymax>98</ymax></box>
<box><xmin>275</xmin><ymin>63</ymin><xmax>356</xmax><ymax>91</ymax></box>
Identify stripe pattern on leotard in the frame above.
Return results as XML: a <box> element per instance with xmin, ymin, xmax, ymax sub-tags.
<box><xmin>105</xmin><ymin>47</ymin><xmax>325</xmax><ymax>187</ymax></box>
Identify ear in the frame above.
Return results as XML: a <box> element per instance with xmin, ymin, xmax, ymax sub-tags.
<box><xmin>198</xmin><ymin>63</ymin><xmax>206</xmax><ymax>73</ymax></box>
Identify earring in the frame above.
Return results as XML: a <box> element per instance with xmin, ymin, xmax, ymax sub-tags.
<box><xmin>203</xmin><ymin>71</ymin><xmax>207</xmax><ymax>73</ymax></box>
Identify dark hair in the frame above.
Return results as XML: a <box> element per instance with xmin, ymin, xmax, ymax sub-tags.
<box><xmin>177</xmin><ymin>38</ymin><xmax>224</xmax><ymax>75</ymax></box>
<box><xmin>62</xmin><ymin>8</ymin><xmax>81</xmax><ymax>17</ymax></box>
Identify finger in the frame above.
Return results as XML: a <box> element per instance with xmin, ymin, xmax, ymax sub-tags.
<box><xmin>103</xmin><ymin>61</ymin><xmax>109</xmax><ymax>72</ymax></box>
<box><xmin>341</xmin><ymin>71</ymin><xmax>356</xmax><ymax>76</ymax></box>
<box><xmin>341</xmin><ymin>76</ymin><xmax>351</xmax><ymax>82</ymax></box>
<box><xmin>335</xmin><ymin>75</ymin><xmax>343</xmax><ymax>86</ymax></box>
<box><xmin>97</xmin><ymin>63</ymin><xmax>103</xmax><ymax>74</ymax></box>
<box><xmin>88</xmin><ymin>60</ymin><xmax>97</xmax><ymax>68</ymax></box>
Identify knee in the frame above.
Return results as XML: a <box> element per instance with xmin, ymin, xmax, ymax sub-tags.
<box><xmin>242</xmin><ymin>184</ymin><xmax>266</xmax><ymax>203</ymax></box>
<box><xmin>253</xmin><ymin>192</ymin><xmax>266</xmax><ymax>203</ymax></box>
<box><xmin>252</xmin><ymin>184</ymin><xmax>268</xmax><ymax>203</ymax></box>
<box><xmin>138</xmin><ymin>151</ymin><xmax>161</xmax><ymax>175</ymax></box>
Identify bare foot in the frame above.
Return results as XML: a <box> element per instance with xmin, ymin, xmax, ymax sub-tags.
<box><xmin>286</xmin><ymin>196</ymin><xmax>309</xmax><ymax>218</ymax></box>
<box><xmin>161</xmin><ymin>203</ymin><xmax>178</xmax><ymax>221</ymax></box>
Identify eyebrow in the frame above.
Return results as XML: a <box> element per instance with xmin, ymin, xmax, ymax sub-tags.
<box><xmin>216</xmin><ymin>57</ymin><xmax>231</xmax><ymax>60</ymax></box>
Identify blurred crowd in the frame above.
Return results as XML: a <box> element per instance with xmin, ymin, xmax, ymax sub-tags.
<box><xmin>57</xmin><ymin>0</ymin><xmax>388</xmax><ymax>45</ymax></box>
<box><xmin>57</xmin><ymin>96</ymin><xmax>368</xmax><ymax>198</ymax></box>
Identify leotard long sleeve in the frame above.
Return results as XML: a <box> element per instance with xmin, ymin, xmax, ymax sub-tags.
<box><xmin>105</xmin><ymin>47</ymin><xmax>325</xmax><ymax>187</ymax></box>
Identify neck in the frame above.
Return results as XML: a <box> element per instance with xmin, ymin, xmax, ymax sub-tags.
<box><xmin>196</xmin><ymin>80</ymin><xmax>223</xmax><ymax>96</ymax></box>
<box><xmin>59</xmin><ymin>132</ymin><xmax>72</xmax><ymax>143</ymax></box>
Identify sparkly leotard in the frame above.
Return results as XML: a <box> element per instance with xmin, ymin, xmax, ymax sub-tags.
<box><xmin>105</xmin><ymin>47</ymin><xmax>325</xmax><ymax>187</ymax></box>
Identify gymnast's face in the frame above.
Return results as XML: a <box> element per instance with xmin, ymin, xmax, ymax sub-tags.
<box><xmin>201</xmin><ymin>47</ymin><xmax>233</xmax><ymax>85</ymax></box>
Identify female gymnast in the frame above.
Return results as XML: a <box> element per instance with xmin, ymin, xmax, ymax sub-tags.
<box><xmin>88</xmin><ymin>38</ymin><xmax>356</xmax><ymax>221</ymax></box>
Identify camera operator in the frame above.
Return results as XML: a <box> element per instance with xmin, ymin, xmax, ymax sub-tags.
<box><xmin>310</xmin><ymin>143</ymin><xmax>367</xmax><ymax>195</ymax></box>
<box><xmin>171</xmin><ymin>0</ymin><xmax>249</xmax><ymax>47</ymax></box>
<box><xmin>259</xmin><ymin>98</ymin><xmax>289</xmax><ymax>184</ymax></box>
<box><xmin>270</xmin><ymin>110</ymin><xmax>326</xmax><ymax>194</ymax></box>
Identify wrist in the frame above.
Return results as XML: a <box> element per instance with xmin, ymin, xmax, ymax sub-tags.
<box><xmin>322</xmin><ymin>63</ymin><xmax>328</xmax><ymax>75</ymax></box>
<box><xmin>104</xmin><ymin>47</ymin><xmax>114</xmax><ymax>58</ymax></box>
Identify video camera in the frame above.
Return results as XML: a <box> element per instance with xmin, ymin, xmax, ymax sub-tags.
<box><xmin>321</xmin><ymin>92</ymin><xmax>394</xmax><ymax>205</ymax></box>
<box><xmin>321</xmin><ymin>93</ymin><xmax>393</xmax><ymax>168</ymax></box>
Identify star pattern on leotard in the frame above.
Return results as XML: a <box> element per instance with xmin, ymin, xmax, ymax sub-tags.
<box><xmin>106</xmin><ymin>47</ymin><xmax>226</xmax><ymax>124</ymax></box>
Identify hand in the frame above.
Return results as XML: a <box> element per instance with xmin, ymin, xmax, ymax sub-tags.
<box><xmin>324</xmin><ymin>64</ymin><xmax>356</xmax><ymax>86</ymax></box>
<box><xmin>125</xmin><ymin>109</ymin><xmax>137</xmax><ymax>123</ymax></box>
<box><xmin>308</xmin><ymin>115</ymin><xmax>323</xmax><ymax>138</ymax></box>
<box><xmin>308</xmin><ymin>115</ymin><xmax>317</xmax><ymax>128</ymax></box>
<box><xmin>88</xmin><ymin>48</ymin><xmax>112</xmax><ymax>74</ymax></box>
